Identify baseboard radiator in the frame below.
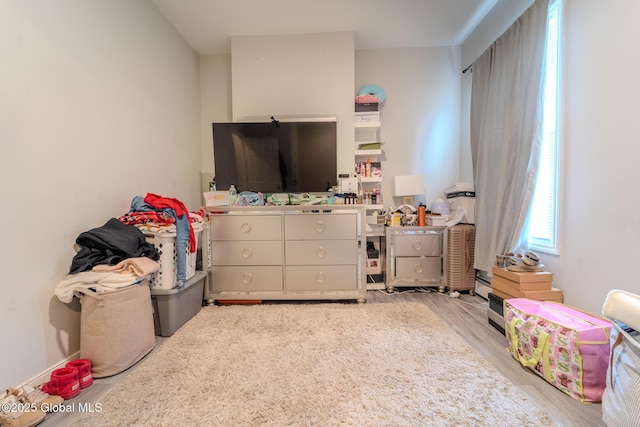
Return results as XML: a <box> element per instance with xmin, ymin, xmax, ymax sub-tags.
<box><xmin>475</xmin><ymin>273</ymin><xmax>491</xmax><ymax>300</ymax></box>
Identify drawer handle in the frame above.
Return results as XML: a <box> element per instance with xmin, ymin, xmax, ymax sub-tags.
<box><xmin>412</xmin><ymin>241</ymin><xmax>422</xmax><ymax>251</ymax></box>
<box><xmin>316</xmin><ymin>246</ymin><xmax>326</xmax><ymax>258</ymax></box>
<box><xmin>242</xmin><ymin>247</ymin><xmax>253</xmax><ymax>259</ymax></box>
<box><xmin>314</xmin><ymin>221</ymin><xmax>326</xmax><ymax>233</ymax></box>
<box><xmin>413</xmin><ymin>263</ymin><xmax>424</xmax><ymax>274</ymax></box>
<box><xmin>241</xmin><ymin>222</ymin><xmax>252</xmax><ymax>233</ymax></box>
<box><xmin>316</xmin><ymin>271</ymin><xmax>326</xmax><ymax>284</ymax></box>
<box><xmin>242</xmin><ymin>272</ymin><xmax>253</xmax><ymax>284</ymax></box>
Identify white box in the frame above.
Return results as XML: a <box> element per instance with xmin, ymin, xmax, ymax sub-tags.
<box><xmin>340</xmin><ymin>177</ymin><xmax>359</xmax><ymax>193</ymax></box>
<box><xmin>447</xmin><ymin>196</ymin><xmax>475</xmax><ymax>224</ymax></box>
<box><xmin>354</xmin><ymin>112</ymin><xmax>380</xmax><ymax>123</ymax></box>
<box><xmin>366</xmin><ymin>215</ymin><xmax>385</xmax><ymax>225</ymax></box>
<box><xmin>366</xmin><ymin>257</ymin><xmax>381</xmax><ymax>274</ymax></box>
<box><xmin>203</xmin><ymin>191</ymin><xmax>230</xmax><ymax>207</ymax></box>
<box><xmin>426</xmin><ymin>216</ymin><xmax>447</xmax><ymax>226</ymax></box>
<box><xmin>445</xmin><ymin>183</ymin><xmax>475</xmax><ymax>224</ymax></box>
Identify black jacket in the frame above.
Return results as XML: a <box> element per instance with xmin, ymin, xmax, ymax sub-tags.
<box><xmin>69</xmin><ymin>218</ymin><xmax>159</xmax><ymax>273</ymax></box>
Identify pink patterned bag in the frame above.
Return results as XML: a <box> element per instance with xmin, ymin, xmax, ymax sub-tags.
<box><xmin>504</xmin><ymin>298</ymin><xmax>612</xmax><ymax>403</ymax></box>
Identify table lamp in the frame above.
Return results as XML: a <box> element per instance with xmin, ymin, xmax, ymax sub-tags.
<box><xmin>393</xmin><ymin>174</ymin><xmax>425</xmax><ymax>206</ymax></box>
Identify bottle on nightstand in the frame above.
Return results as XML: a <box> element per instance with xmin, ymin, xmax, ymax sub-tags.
<box><xmin>418</xmin><ymin>203</ymin><xmax>426</xmax><ymax>226</ymax></box>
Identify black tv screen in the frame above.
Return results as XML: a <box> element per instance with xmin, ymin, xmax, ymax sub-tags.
<box><xmin>212</xmin><ymin>120</ymin><xmax>337</xmax><ymax>193</ymax></box>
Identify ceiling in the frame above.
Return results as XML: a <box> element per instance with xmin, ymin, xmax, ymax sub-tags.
<box><xmin>151</xmin><ymin>0</ymin><xmax>498</xmax><ymax>55</ymax></box>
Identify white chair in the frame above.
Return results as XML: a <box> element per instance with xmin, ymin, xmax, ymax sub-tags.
<box><xmin>602</xmin><ymin>290</ymin><xmax>640</xmax><ymax>427</ymax></box>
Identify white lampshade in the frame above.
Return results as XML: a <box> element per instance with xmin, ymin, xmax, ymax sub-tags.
<box><xmin>393</xmin><ymin>174</ymin><xmax>425</xmax><ymax>206</ymax></box>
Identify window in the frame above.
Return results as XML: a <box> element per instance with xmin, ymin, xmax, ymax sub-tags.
<box><xmin>528</xmin><ymin>0</ymin><xmax>562</xmax><ymax>254</ymax></box>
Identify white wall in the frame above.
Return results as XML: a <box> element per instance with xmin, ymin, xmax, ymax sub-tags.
<box><xmin>462</xmin><ymin>0</ymin><xmax>640</xmax><ymax>315</ymax></box>
<box><xmin>231</xmin><ymin>32</ymin><xmax>355</xmax><ymax>177</ymax></box>
<box><xmin>356</xmin><ymin>47</ymin><xmax>461</xmax><ymax>207</ymax></box>
<box><xmin>0</xmin><ymin>0</ymin><xmax>200</xmax><ymax>390</ymax></box>
<box><xmin>200</xmin><ymin>33</ymin><xmax>356</xmax><ymax>189</ymax></box>
<box><xmin>199</xmin><ymin>42</ymin><xmax>462</xmax><ymax>210</ymax></box>
<box><xmin>199</xmin><ymin>54</ymin><xmax>232</xmax><ymax>193</ymax></box>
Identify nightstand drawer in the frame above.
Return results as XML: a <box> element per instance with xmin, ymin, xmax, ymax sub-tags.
<box><xmin>395</xmin><ymin>234</ymin><xmax>440</xmax><ymax>257</ymax></box>
<box><xmin>395</xmin><ymin>257</ymin><xmax>441</xmax><ymax>281</ymax></box>
<box><xmin>210</xmin><ymin>215</ymin><xmax>282</xmax><ymax>241</ymax></box>
<box><xmin>285</xmin><ymin>240</ymin><xmax>356</xmax><ymax>265</ymax></box>
<box><xmin>211</xmin><ymin>241</ymin><xmax>283</xmax><ymax>265</ymax></box>
<box><xmin>285</xmin><ymin>213</ymin><xmax>357</xmax><ymax>240</ymax></box>
<box><xmin>211</xmin><ymin>266</ymin><xmax>283</xmax><ymax>291</ymax></box>
<box><xmin>285</xmin><ymin>265</ymin><xmax>356</xmax><ymax>291</ymax></box>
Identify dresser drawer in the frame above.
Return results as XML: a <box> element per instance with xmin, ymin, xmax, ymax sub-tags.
<box><xmin>394</xmin><ymin>234</ymin><xmax>440</xmax><ymax>257</ymax></box>
<box><xmin>285</xmin><ymin>213</ymin><xmax>357</xmax><ymax>240</ymax></box>
<box><xmin>211</xmin><ymin>241</ymin><xmax>283</xmax><ymax>265</ymax></box>
<box><xmin>285</xmin><ymin>240</ymin><xmax>356</xmax><ymax>265</ymax></box>
<box><xmin>211</xmin><ymin>266</ymin><xmax>283</xmax><ymax>292</ymax></box>
<box><xmin>210</xmin><ymin>215</ymin><xmax>282</xmax><ymax>241</ymax></box>
<box><xmin>394</xmin><ymin>257</ymin><xmax>441</xmax><ymax>282</ymax></box>
<box><xmin>285</xmin><ymin>265</ymin><xmax>357</xmax><ymax>291</ymax></box>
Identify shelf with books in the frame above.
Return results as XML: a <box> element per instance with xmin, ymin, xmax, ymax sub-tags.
<box><xmin>355</xmin><ymin>109</ymin><xmax>386</xmax><ymax>289</ymax></box>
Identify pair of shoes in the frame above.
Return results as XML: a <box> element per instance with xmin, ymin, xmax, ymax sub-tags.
<box><xmin>0</xmin><ymin>392</ymin><xmax>46</xmax><ymax>427</ymax></box>
<box><xmin>41</xmin><ymin>367</ymin><xmax>81</xmax><ymax>400</ymax></box>
<box><xmin>66</xmin><ymin>359</ymin><xmax>94</xmax><ymax>389</ymax></box>
<box><xmin>40</xmin><ymin>359</ymin><xmax>93</xmax><ymax>400</ymax></box>
<box><xmin>507</xmin><ymin>251</ymin><xmax>544</xmax><ymax>272</ymax></box>
<box><xmin>7</xmin><ymin>385</ymin><xmax>63</xmax><ymax>413</ymax></box>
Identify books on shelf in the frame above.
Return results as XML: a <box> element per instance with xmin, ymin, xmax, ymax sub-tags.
<box><xmin>358</xmin><ymin>142</ymin><xmax>381</xmax><ymax>150</ymax></box>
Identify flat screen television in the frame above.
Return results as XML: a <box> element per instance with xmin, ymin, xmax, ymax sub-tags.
<box><xmin>212</xmin><ymin>119</ymin><xmax>337</xmax><ymax>194</ymax></box>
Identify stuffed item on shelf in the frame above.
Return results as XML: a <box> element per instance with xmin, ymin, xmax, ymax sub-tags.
<box><xmin>356</xmin><ymin>84</ymin><xmax>386</xmax><ymax>105</ymax></box>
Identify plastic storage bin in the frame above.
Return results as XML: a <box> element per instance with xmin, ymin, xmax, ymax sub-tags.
<box><xmin>150</xmin><ymin>270</ymin><xmax>206</xmax><ymax>337</ymax></box>
<box><xmin>145</xmin><ymin>228</ymin><xmax>201</xmax><ymax>290</ymax></box>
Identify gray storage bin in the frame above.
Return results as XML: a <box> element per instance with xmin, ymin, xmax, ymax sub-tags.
<box><xmin>151</xmin><ymin>270</ymin><xmax>206</xmax><ymax>337</ymax></box>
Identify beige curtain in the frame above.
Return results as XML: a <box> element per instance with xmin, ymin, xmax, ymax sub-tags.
<box><xmin>470</xmin><ymin>0</ymin><xmax>549</xmax><ymax>275</ymax></box>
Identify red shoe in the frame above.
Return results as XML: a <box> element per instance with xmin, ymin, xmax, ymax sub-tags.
<box><xmin>66</xmin><ymin>359</ymin><xmax>94</xmax><ymax>389</ymax></box>
<box><xmin>41</xmin><ymin>367</ymin><xmax>81</xmax><ymax>400</ymax></box>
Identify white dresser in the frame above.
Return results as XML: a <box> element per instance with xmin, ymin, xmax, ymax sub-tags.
<box><xmin>385</xmin><ymin>225</ymin><xmax>447</xmax><ymax>292</ymax></box>
<box><xmin>205</xmin><ymin>205</ymin><xmax>367</xmax><ymax>303</ymax></box>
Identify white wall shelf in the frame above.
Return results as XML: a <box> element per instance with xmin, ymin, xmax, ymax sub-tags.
<box><xmin>355</xmin><ymin>110</ymin><xmax>385</xmax><ymax>288</ymax></box>
<box><xmin>355</xmin><ymin>149</ymin><xmax>382</xmax><ymax>156</ymax></box>
<box><xmin>355</xmin><ymin>122</ymin><xmax>381</xmax><ymax>128</ymax></box>
<box><xmin>360</xmin><ymin>176</ymin><xmax>382</xmax><ymax>183</ymax></box>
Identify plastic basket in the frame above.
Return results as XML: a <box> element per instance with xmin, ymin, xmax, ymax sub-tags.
<box><xmin>203</xmin><ymin>221</ymin><xmax>212</xmax><ymax>270</ymax></box>
<box><xmin>145</xmin><ymin>229</ymin><xmax>200</xmax><ymax>290</ymax></box>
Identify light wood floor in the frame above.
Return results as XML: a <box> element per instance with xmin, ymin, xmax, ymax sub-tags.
<box><xmin>40</xmin><ymin>289</ymin><xmax>604</xmax><ymax>427</ymax></box>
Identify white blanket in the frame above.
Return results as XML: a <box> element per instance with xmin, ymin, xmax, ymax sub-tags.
<box><xmin>55</xmin><ymin>271</ymin><xmax>141</xmax><ymax>304</ymax></box>
<box><xmin>603</xmin><ymin>289</ymin><xmax>640</xmax><ymax>331</ymax></box>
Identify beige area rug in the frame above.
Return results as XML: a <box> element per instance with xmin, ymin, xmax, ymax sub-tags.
<box><xmin>75</xmin><ymin>302</ymin><xmax>553</xmax><ymax>426</ymax></box>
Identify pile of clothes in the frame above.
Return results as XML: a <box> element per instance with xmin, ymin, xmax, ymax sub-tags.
<box><xmin>120</xmin><ymin>193</ymin><xmax>205</xmax><ymax>286</ymax></box>
<box><xmin>55</xmin><ymin>193</ymin><xmax>205</xmax><ymax>303</ymax></box>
